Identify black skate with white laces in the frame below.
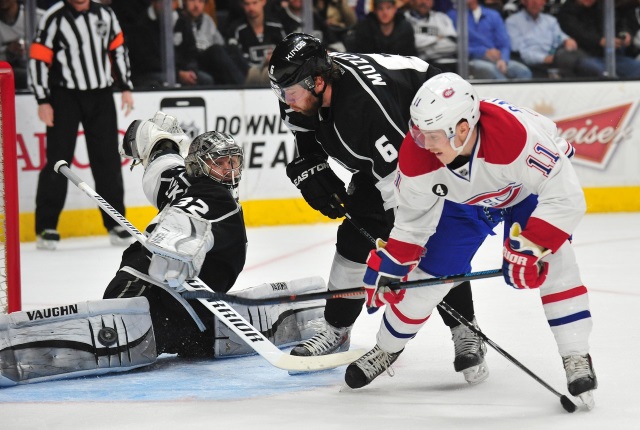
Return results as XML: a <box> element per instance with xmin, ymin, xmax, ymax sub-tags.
<box><xmin>451</xmin><ymin>317</ymin><xmax>489</xmax><ymax>384</ymax></box>
<box><xmin>344</xmin><ymin>344</ymin><xmax>403</xmax><ymax>389</ymax></box>
<box><xmin>290</xmin><ymin>323</ymin><xmax>351</xmax><ymax>357</ymax></box>
<box><xmin>563</xmin><ymin>354</ymin><xmax>598</xmax><ymax>410</ymax></box>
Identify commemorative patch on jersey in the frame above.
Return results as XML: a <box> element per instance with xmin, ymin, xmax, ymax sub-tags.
<box><xmin>432</xmin><ymin>184</ymin><xmax>448</xmax><ymax>196</ymax></box>
<box><xmin>95</xmin><ymin>20</ymin><xmax>107</xmax><ymax>38</ymax></box>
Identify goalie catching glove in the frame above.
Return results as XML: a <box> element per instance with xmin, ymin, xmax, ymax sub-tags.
<box><xmin>120</xmin><ymin>112</ymin><xmax>190</xmax><ymax>167</ymax></box>
<box><xmin>286</xmin><ymin>154</ymin><xmax>348</xmax><ymax>219</ymax></box>
<box><xmin>363</xmin><ymin>239</ymin><xmax>420</xmax><ymax>311</ymax></box>
<box><xmin>502</xmin><ymin>222</ymin><xmax>551</xmax><ymax>289</ymax></box>
<box><xmin>147</xmin><ymin>206</ymin><xmax>214</xmax><ymax>289</ymax></box>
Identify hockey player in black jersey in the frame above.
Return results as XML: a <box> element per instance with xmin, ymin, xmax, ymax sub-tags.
<box><xmin>103</xmin><ymin>113</ymin><xmax>326</xmax><ymax>359</ymax></box>
<box><xmin>0</xmin><ymin>113</ymin><xmax>328</xmax><ymax>387</ymax></box>
<box><xmin>268</xmin><ymin>33</ymin><xmax>501</xmax><ymax>385</ymax></box>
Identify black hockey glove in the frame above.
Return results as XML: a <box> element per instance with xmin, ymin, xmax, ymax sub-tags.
<box><xmin>286</xmin><ymin>154</ymin><xmax>348</xmax><ymax>219</ymax></box>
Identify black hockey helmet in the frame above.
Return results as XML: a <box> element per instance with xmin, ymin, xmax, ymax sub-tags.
<box><xmin>268</xmin><ymin>33</ymin><xmax>332</xmax><ymax>102</ymax></box>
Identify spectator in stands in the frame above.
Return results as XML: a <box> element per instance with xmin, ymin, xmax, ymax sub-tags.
<box><xmin>433</xmin><ymin>0</ymin><xmax>453</xmax><ymax>13</ymax></box>
<box><xmin>315</xmin><ymin>0</ymin><xmax>357</xmax><ymax>45</ymax></box>
<box><xmin>404</xmin><ymin>0</ymin><xmax>457</xmax><ymax>71</ymax></box>
<box><xmin>279</xmin><ymin>0</ymin><xmax>342</xmax><ymax>50</ymax></box>
<box><xmin>0</xmin><ymin>0</ymin><xmax>44</xmax><ymax>89</ymax></box>
<box><xmin>628</xmin><ymin>1</ymin><xmax>640</xmax><ymax>59</ymax></box>
<box><xmin>226</xmin><ymin>0</ymin><xmax>287</xmax><ymax>86</ymax></box>
<box><xmin>557</xmin><ymin>0</ymin><xmax>640</xmax><ymax>78</ymax></box>
<box><xmin>109</xmin><ymin>0</ymin><xmax>150</xmax><ymax>38</ymax></box>
<box><xmin>506</xmin><ymin>0</ymin><xmax>603</xmax><ymax>78</ymax></box>
<box><xmin>345</xmin><ymin>0</ymin><xmax>417</xmax><ymax>56</ymax></box>
<box><xmin>127</xmin><ymin>0</ymin><xmax>213</xmax><ymax>88</ymax></box>
<box><xmin>183</xmin><ymin>0</ymin><xmax>246</xmax><ymax>85</ymax></box>
<box><xmin>448</xmin><ymin>0</ymin><xmax>532</xmax><ymax>80</ymax></box>
<box><xmin>613</xmin><ymin>0</ymin><xmax>640</xmax><ymax>60</ymax></box>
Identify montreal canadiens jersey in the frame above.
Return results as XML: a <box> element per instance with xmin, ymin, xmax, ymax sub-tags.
<box><xmin>279</xmin><ymin>53</ymin><xmax>440</xmax><ymax>210</ymax></box>
<box><xmin>118</xmin><ymin>151</ymin><xmax>247</xmax><ymax>293</ymax></box>
<box><xmin>391</xmin><ymin>98</ymin><xmax>583</xmax><ymax>254</ymax></box>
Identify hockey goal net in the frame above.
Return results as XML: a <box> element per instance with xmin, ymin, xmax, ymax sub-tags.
<box><xmin>0</xmin><ymin>62</ymin><xmax>21</xmax><ymax>314</ymax></box>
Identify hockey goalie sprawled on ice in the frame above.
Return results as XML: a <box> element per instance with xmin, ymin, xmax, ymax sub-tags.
<box><xmin>0</xmin><ymin>112</ymin><xmax>326</xmax><ymax>387</ymax></box>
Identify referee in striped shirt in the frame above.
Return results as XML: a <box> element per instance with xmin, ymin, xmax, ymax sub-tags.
<box><xmin>29</xmin><ymin>0</ymin><xmax>134</xmax><ymax>250</ymax></box>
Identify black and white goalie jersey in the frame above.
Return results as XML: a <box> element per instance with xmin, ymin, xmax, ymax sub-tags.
<box><xmin>118</xmin><ymin>150</ymin><xmax>247</xmax><ymax>293</ymax></box>
<box><xmin>280</xmin><ymin>53</ymin><xmax>440</xmax><ymax>210</ymax></box>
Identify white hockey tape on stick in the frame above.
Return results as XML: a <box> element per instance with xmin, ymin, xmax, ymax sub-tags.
<box><xmin>55</xmin><ymin>160</ymin><xmax>366</xmax><ymax>372</ymax></box>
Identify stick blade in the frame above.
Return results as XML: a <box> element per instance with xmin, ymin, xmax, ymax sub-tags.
<box><xmin>273</xmin><ymin>348</ymin><xmax>367</xmax><ymax>372</ymax></box>
<box><xmin>560</xmin><ymin>395</ymin><xmax>578</xmax><ymax>413</ymax></box>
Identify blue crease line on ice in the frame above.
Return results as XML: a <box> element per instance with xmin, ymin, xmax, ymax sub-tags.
<box><xmin>0</xmin><ymin>354</ymin><xmax>344</xmax><ymax>402</ymax></box>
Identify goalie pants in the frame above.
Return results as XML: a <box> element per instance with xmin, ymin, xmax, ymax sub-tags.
<box><xmin>35</xmin><ymin>87</ymin><xmax>125</xmax><ymax>233</ymax></box>
<box><xmin>325</xmin><ymin>173</ymin><xmax>500</xmax><ymax>329</ymax></box>
<box><xmin>105</xmin><ymin>272</ymin><xmax>217</xmax><ymax>358</ymax></box>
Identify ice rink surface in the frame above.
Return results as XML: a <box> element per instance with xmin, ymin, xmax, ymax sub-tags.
<box><xmin>2</xmin><ymin>212</ymin><xmax>639</xmax><ymax>430</ymax></box>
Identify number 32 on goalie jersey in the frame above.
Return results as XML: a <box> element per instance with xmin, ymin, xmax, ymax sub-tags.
<box><xmin>173</xmin><ymin>197</ymin><xmax>210</xmax><ymax>218</ymax></box>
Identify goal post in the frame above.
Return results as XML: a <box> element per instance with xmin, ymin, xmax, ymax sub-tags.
<box><xmin>0</xmin><ymin>61</ymin><xmax>21</xmax><ymax>314</ymax></box>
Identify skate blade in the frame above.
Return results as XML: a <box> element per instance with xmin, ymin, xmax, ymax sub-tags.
<box><xmin>578</xmin><ymin>390</ymin><xmax>595</xmax><ymax>410</ymax></box>
<box><xmin>461</xmin><ymin>360</ymin><xmax>490</xmax><ymax>385</ymax></box>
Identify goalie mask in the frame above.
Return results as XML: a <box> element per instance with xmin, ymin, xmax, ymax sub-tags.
<box><xmin>268</xmin><ymin>33</ymin><xmax>333</xmax><ymax>103</ymax></box>
<box><xmin>185</xmin><ymin>131</ymin><xmax>244</xmax><ymax>197</ymax></box>
<box><xmin>409</xmin><ymin>73</ymin><xmax>480</xmax><ymax>156</ymax></box>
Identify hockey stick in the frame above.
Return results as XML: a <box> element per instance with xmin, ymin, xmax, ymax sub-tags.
<box><xmin>439</xmin><ymin>302</ymin><xmax>577</xmax><ymax>412</ymax></box>
<box><xmin>180</xmin><ymin>269</ymin><xmax>501</xmax><ymax>304</ymax></box>
<box><xmin>341</xmin><ymin>206</ymin><xmax>577</xmax><ymax>413</ymax></box>
<box><xmin>55</xmin><ymin>160</ymin><xmax>366</xmax><ymax>372</ymax></box>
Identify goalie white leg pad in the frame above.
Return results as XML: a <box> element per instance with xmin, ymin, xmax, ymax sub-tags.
<box><xmin>0</xmin><ymin>297</ymin><xmax>156</xmax><ymax>387</ymax></box>
<box><xmin>215</xmin><ymin>277</ymin><xmax>327</xmax><ymax>358</ymax></box>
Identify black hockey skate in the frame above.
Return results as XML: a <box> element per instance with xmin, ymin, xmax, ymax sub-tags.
<box><xmin>344</xmin><ymin>345</ymin><xmax>403</xmax><ymax>389</ymax></box>
<box><xmin>563</xmin><ymin>354</ymin><xmax>597</xmax><ymax>410</ymax></box>
<box><xmin>451</xmin><ymin>318</ymin><xmax>489</xmax><ymax>384</ymax></box>
<box><xmin>36</xmin><ymin>229</ymin><xmax>60</xmax><ymax>250</ymax></box>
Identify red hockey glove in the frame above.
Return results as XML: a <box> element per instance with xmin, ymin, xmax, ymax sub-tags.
<box><xmin>502</xmin><ymin>223</ymin><xmax>550</xmax><ymax>289</ymax></box>
<box><xmin>363</xmin><ymin>240</ymin><xmax>417</xmax><ymax>311</ymax></box>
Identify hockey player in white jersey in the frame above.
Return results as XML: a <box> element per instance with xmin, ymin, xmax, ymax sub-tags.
<box><xmin>0</xmin><ymin>113</ymin><xmax>325</xmax><ymax>387</ymax></box>
<box><xmin>352</xmin><ymin>73</ymin><xmax>597</xmax><ymax>409</ymax></box>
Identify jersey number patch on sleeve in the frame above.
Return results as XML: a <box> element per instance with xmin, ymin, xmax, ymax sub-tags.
<box><xmin>527</xmin><ymin>143</ymin><xmax>560</xmax><ymax>177</ymax></box>
<box><xmin>375</xmin><ymin>135</ymin><xmax>398</xmax><ymax>162</ymax></box>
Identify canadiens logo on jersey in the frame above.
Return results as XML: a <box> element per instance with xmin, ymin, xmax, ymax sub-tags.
<box><xmin>463</xmin><ymin>183</ymin><xmax>523</xmax><ymax>208</ymax></box>
<box><xmin>443</xmin><ymin>88</ymin><xmax>455</xmax><ymax>98</ymax></box>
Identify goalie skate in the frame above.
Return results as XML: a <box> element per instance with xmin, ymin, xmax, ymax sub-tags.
<box><xmin>344</xmin><ymin>344</ymin><xmax>403</xmax><ymax>389</ymax></box>
<box><xmin>563</xmin><ymin>354</ymin><xmax>597</xmax><ymax>410</ymax></box>
<box><xmin>451</xmin><ymin>318</ymin><xmax>489</xmax><ymax>385</ymax></box>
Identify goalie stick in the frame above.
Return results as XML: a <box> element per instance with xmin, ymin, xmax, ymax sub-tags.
<box><xmin>340</xmin><ymin>205</ymin><xmax>578</xmax><ymax>413</ymax></box>
<box><xmin>55</xmin><ymin>160</ymin><xmax>366</xmax><ymax>372</ymax></box>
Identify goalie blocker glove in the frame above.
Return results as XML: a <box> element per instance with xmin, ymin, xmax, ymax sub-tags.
<box><xmin>502</xmin><ymin>222</ymin><xmax>550</xmax><ymax>289</ymax></box>
<box><xmin>286</xmin><ymin>154</ymin><xmax>348</xmax><ymax>219</ymax></box>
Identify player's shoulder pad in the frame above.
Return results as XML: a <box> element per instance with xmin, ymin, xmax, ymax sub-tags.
<box><xmin>398</xmin><ymin>133</ymin><xmax>444</xmax><ymax>177</ymax></box>
<box><xmin>477</xmin><ymin>101</ymin><xmax>528</xmax><ymax>165</ymax></box>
